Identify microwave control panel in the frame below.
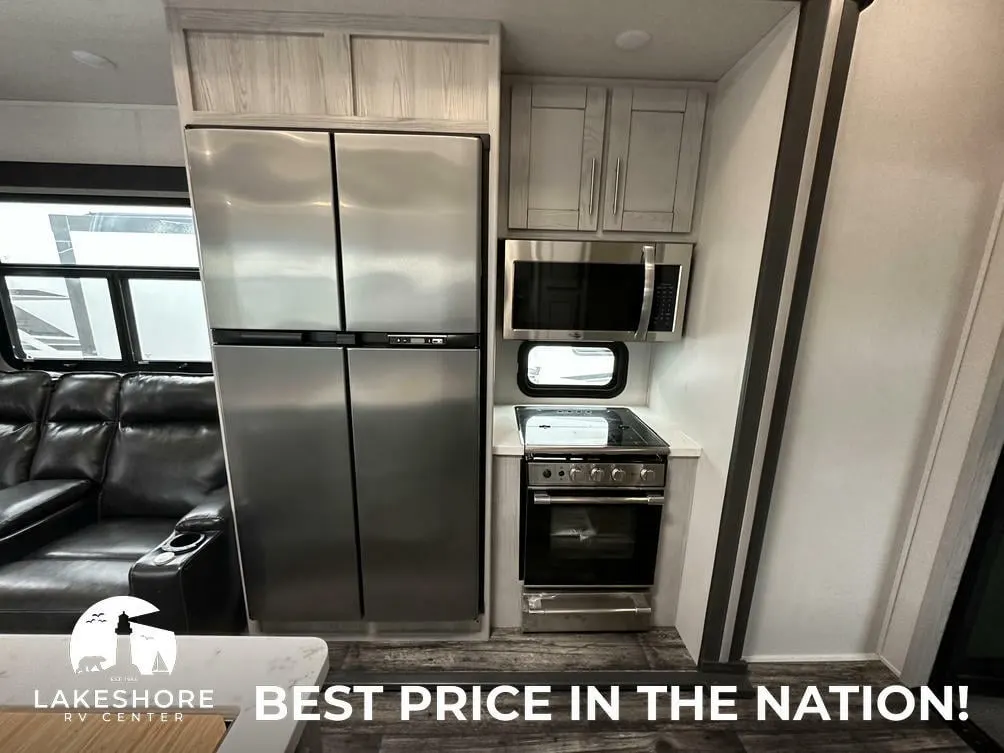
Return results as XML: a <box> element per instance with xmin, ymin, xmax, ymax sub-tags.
<box><xmin>648</xmin><ymin>265</ymin><xmax>680</xmax><ymax>332</ymax></box>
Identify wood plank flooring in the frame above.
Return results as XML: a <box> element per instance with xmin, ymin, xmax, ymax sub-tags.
<box><xmin>320</xmin><ymin>630</ymin><xmax>970</xmax><ymax>752</ymax></box>
<box><xmin>327</xmin><ymin>629</ymin><xmax>695</xmax><ymax>674</ymax></box>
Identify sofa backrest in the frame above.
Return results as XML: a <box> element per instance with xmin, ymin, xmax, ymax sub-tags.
<box><xmin>100</xmin><ymin>374</ymin><xmax>226</xmax><ymax>519</ymax></box>
<box><xmin>30</xmin><ymin>373</ymin><xmax>121</xmax><ymax>483</ymax></box>
<box><xmin>0</xmin><ymin>371</ymin><xmax>51</xmax><ymax>489</ymax></box>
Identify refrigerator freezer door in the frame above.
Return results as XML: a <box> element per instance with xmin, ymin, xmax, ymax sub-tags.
<box><xmin>214</xmin><ymin>345</ymin><xmax>360</xmax><ymax>622</ymax></box>
<box><xmin>334</xmin><ymin>133</ymin><xmax>482</xmax><ymax>334</ymax></box>
<box><xmin>186</xmin><ymin>129</ymin><xmax>342</xmax><ymax>331</ymax></box>
<box><xmin>348</xmin><ymin>348</ymin><xmax>481</xmax><ymax>621</ymax></box>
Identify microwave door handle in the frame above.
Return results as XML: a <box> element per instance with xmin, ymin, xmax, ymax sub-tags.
<box><xmin>635</xmin><ymin>245</ymin><xmax>656</xmax><ymax>341</ymax></box>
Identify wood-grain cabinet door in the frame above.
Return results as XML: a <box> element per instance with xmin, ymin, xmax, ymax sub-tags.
<box><xmin>508</xmin><ymin>84</ymin><xmax>606</xmax><ymax>231</ymax></box>
<box><xmin>185</xmin><ymin>30</ymin><xmax>350</xmax><ymax>115</ymax></box>
<box><xmin>603</xmin><ymin>86</ymin><xmax>707</xmax><ymax>233</ymax></box>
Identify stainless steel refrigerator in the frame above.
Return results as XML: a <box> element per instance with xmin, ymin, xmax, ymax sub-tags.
<box><xmin>185</xmin><ymin>129</ymin><xmax>483</xmax><ymax>625</ymax></box>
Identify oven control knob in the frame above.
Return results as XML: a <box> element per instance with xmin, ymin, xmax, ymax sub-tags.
<box><xmin>640</xmin><ymin>468</ymin><xmax>656</xmax><ymax>482</ymax></box>
<box><xmin>589</xmin><ymin>467</ymin><xmax>605</xmax><ymax>482</ymax></box>
<box><xmin>610</xmin><ymin>467</ymin><xmax>626</xmax><ymax>482</ymax></box>
<box><xmin>570</xmin><ymin>467</ymin><xmax>584</xmax><ymax>482</ymax></box>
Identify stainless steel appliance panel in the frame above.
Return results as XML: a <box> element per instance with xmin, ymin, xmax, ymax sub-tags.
<box><xmin>186</xmin><ymin>129</ymin><xmax>342</xmax><ymax>331</ymax></box>
<box><xmin>348</xmin><ymin>347</ymin><xmax>481</xmax><ymax>621</ymax></box>
<box><xmin>214</xmin><ymin>345</ymin><xmax>360</xmax><ymax>622</ymax></box>
<box><xmin>503</xmin><ymin>240</ymin><xmax>692</xmax><ymax>342</ymax></box>
<box><xmin>335</xmin><ymin>133</ymin><xmax>482</xmax><ymax>334</ymax></box>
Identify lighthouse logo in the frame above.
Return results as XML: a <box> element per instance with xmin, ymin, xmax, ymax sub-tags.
<box><xmin>69</xmin><ymin>596</ymin><xmax>176</xmax><ymax>680</ymax></box>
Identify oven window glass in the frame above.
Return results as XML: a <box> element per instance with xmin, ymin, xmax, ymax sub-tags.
<box><xmin>523</xmin><ymin>498</ymin><xmax>662</xmax><ymax>588</ymax></box>
<box><xmin>511</xmin><ymin>261</ymin><xmax>643</xmax><ymax>332</ymax></box>
<box><xmin>550</xmin><ymin>507</ymin><xmax>636</xmax><ymax>560</ymax></box>
<box><xmin>517</xmin><ymin>341</ymin><xmax>628</xmax><ymax>398</ymax></box>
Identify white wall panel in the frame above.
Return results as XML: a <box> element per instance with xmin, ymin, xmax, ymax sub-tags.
<box><xmin>0</xmin><ymin>101</ymin><xmax>184</xmax><ymax>165</ymax></box>
<box><xmin>745</xmin><ymin>0</ymin><xmax>1004</xmax><ymax>660</ymax></box>
<box><xmin>647</xmin><ymin>12</ymin><xmax>797</xmax><ymax>658</ymax></box>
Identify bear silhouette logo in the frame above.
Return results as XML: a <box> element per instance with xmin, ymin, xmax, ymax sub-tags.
<box><xmin>76</xmin><ymin>656</ymin><xmax>107</xmax><ymax>673</ymax></box>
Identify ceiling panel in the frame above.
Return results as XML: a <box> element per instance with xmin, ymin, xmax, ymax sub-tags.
<box><xmin>0</xmin><ymin>0</ymin><xmax>796</xmax><ymax>105</ymax></box>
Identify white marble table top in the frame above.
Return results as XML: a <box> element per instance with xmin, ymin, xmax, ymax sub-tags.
<box><xmin>0</xmin><ymin>634</ymin><xmax>328</xmax><ymax>753</ymax></box>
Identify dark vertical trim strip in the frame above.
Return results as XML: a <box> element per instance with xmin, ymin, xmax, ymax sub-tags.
<box><xmin>342</xmin><ymin>347</ymin><xmax>367</xmax><ymax>618</ymax></box>
<box><xmin>116</xmin><ymin>276</ymin><xmax>143</xmax><ymax>361</ymax></box>
<box><xmin>330</xmin><ymin>134</ymin><xmax>348</xmax><ymax>332</ymax></box>
<box><xmin>108</xmin><ymin>276</ymin><xmax>137</xmax><ymax>366</ymax></box>
<box><xmin>478</xmin><ymin>139</ymin><xmax>489</xmax><ymax>616</ymax></box>
<box><xmin>698</xmin><ymin>0</ymin><xmax>841</xmax><ymax>666</ymax></box>
<box><xmin>329</xmin><ymin>135</ymin><xmax>366</xmax><ymax>618</ymax></box>
<box><xmin>728</xmin><ymin>1</ymin><xmax>862</xmax><ymax>662</ymax></box>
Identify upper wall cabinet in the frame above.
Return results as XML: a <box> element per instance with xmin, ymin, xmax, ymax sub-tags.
<box><xmin>604</xmin><ymin>87</ymin><xmax>707</xmax><ymax>234</ymax></box>
<box><xmin>167</xmin><ymin>10</ymin><xmax>499</xmax><ymax>131</ymax></box>
<box><xmin>185</xmin><ymin>31</ymin><xmax>345</xmax><ymax>115</ymax></box>
<box><xmin>507</xmin><ymin>84</ymin><xmax>607</xmax><ymax>231</ymax></box>
<box><xmin>505</xmin><ymin>80</ymin><xmax>707</xmax><ymax>236</ymax></box>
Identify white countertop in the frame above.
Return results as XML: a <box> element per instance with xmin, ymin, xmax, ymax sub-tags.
<box><xmin>0</xmin><ymin>634</ymin><xmax>328</xmax><ymax>753</ymax></box>
<box><xmin>492</xmin><ymin>404</ymin><xmax>702</xmax><ymax>458</ymax></box>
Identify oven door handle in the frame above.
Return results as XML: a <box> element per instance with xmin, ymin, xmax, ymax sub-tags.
<box><xmin>533</xmin><ymin>492</ymin><xmax>665</xmax><ymax>506</ymax></box>
<box><xmin>635</xmin><ymin>244</ymin><xmax>656</xmax><ymax>341</ymax></box>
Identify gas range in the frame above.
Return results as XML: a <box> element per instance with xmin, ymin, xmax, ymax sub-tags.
<box><xmin>516</xmin><ymin>407</ymin><xmax>670</xmax><ymax>632</ymax></box>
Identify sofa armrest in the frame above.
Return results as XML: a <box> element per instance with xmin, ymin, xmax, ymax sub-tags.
<box><xmin>0</xmin><ymin>480</ymin><xmax>93</xmax><ymax>538</ymax></box>
<box><xmin>175</xmin><ymin>488</ymin><xmax>232</xmax><ymax>533</ymax></box>
<box><xmin>130</xmin><ymin>528</ymin><xmax>243</xmax><ymax>633</ymax></box>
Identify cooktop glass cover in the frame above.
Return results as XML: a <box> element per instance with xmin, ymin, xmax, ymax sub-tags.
<box><xmin>516</xmin><ymin>407</ymin><xmax>668</xmax><ymax>451</ymax></box>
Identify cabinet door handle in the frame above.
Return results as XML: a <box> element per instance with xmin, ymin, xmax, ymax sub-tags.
<box><xmin>613</xmin><ymin>157</ymin><xmax>622</xmax><ymax>215</ymax></box>
<box><xmin>588</xmin><ymin>157</ymin><xmax>597</xmax><ymax>216</ymax></box>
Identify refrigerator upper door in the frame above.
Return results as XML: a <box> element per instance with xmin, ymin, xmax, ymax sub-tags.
<box><xmin>334</xmin><ymin>133</ymin><xmax>482</xmax><ymax>334</ymax></box>
<box><xmin>186</xmin><ymin>129</ymin><xmax>342</xmax><ymax>331</ymax></box>
<box><xmin>214</xmin><ymin>344</ymin><xmax>361</xmax><ymax>622</ymax></box>
<box><xmin>348</xmin><ymin>347</ymin><xmax>481</xmax><ymax>622</ymax></box>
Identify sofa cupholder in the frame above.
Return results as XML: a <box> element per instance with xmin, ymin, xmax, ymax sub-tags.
<box><xmin>162</xmin><ymin>532</ymin><xmax>205</xmax><ymax>553</ymax></box>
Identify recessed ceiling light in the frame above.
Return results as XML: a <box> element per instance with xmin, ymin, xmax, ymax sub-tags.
<box><xmin>614</xmin><ymin>30</ymin><xmax>652</xmax><ymax>51</ymax></box>
<box><xmin>72</xmin><ymin>50</ymin><xmax>117</xmax><ymax>69</ymax></box>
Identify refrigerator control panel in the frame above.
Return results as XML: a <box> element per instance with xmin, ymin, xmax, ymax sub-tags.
<box><xmin>389</xmin><ymin>335</ymin><xmax>447</xmax><ymax>346</ymax></box>
<box><xmin>380</xmin><ymin>334</ymin><xmax>480</xmax><ymax>348</ymax></box>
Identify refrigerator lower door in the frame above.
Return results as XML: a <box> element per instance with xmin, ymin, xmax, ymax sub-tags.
<box><xmin>334</xmin><ymin>133</ymin><xmax>482</xmax><ymax>334</ymax></box>
<box><xmin>214</xmin><ymin>345</ymin><xmax>361</xmax><ymax>622</ymax></box>
<box><xmin>348</xmin><ymin>348</ymin><xmax>481</xmax><ymax>621</ymax></box>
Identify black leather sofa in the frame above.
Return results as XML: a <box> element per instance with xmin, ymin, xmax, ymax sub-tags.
<box><xmin>0</xmin><ymin>371</ymin><xmax>243</xmax><ymax>633</ymax></box>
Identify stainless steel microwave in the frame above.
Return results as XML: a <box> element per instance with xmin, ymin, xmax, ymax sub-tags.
<box><xmin>503</xmin><ymin>240</ymin><xmax>692</xmax><ymax>342</ymax></box>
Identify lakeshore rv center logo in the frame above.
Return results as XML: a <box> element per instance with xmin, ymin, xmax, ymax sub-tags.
<box><xmin>33</xmin><ymin>596</ymin><xmax>214</xmax><ymax>722</ymax></box>
<box><xmin>70</xmin><ymin>595</ymin><xmax>177</xmax><ymax>679</ymax></box>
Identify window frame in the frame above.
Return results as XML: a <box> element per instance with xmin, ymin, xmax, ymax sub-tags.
<box><xmin>516</xmin><ymin>340</ymin><xmax>629</xmax><ymax>399</ymax></box>
<box><xmin>0</xmin><ymin>163</ymin><xmax>210</xmax><ymax>374</ymax></box>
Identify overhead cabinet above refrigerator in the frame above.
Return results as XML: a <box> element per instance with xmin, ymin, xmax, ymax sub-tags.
<box><xmin>186</xmin><ymin>128</ymin><xmax>485</xmax><ymax>628</ymax></box>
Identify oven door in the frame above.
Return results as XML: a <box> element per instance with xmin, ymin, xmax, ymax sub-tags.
<box><xmin>522</xmin><ymin>489</ymin><xmax>664</xmax><ymax>588</ymax></box>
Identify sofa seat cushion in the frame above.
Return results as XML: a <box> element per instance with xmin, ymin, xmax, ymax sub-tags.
<box><xmin>32</xmin><ymin>519</ymin><xmax>176</xmax><ymax>561</ymax></box>
<box><xmin>0</xmin><ymin>480</ymin><xmax>92</xmax><ymax>538</ymax></box>
<box><xmin>0</xmin><ymin>557</ymin><xmax>132</xmax><ymax>613</ymax></box>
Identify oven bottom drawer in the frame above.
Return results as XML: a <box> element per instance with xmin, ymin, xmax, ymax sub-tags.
<box><xmin>522</xmin><ymin>590</ymin><xmax>652</xmax><ymax>632</ymax></box>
